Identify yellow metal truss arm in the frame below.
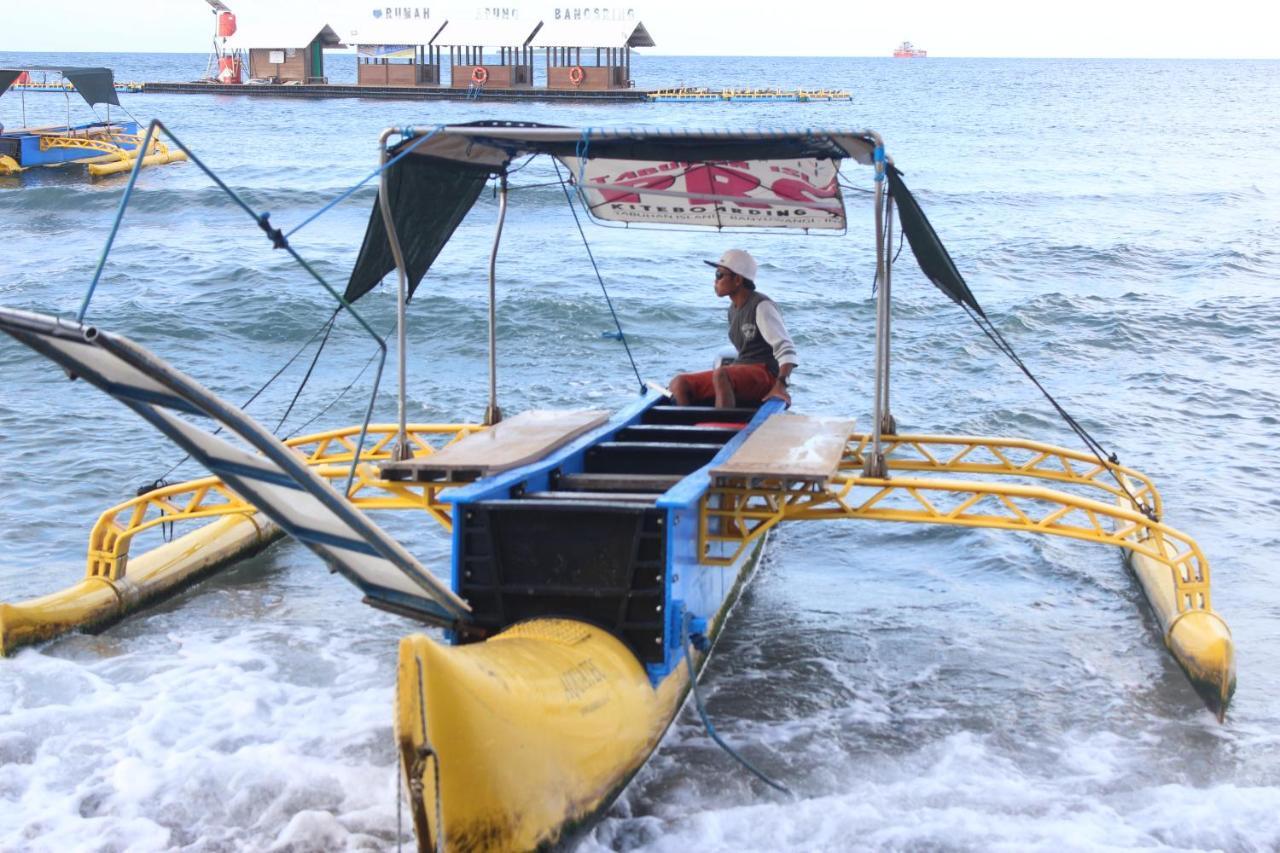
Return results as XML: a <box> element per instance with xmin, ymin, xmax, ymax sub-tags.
<box><xmin>701</xmin><ymin>434</ymin><xmax>1208</xmax><ymax>618</ymax></box>
<box><xmin>86</xmin><ymin>423</ymin><xmax>483</xmax><ymax>581</ymax></box>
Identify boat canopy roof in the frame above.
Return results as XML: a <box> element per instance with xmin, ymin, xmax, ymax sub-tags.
<box><xmin>529</xmin><ymin>20</ymin><xmax>655</xmax><ymax>49</ymax></box>
<box><xmin>433</xmin><ymin>19</ymin><xmax>543</xmax><ymax>48</ymax></box>
<box><xmin>0</xmin><ymin>66</ymin><xmax>120</xmax><ymax>106</ymax></box>
<box><xmin>346</xmin><ymin>122</ymin><xmax>982</xmax><ymax>317</ymax></box>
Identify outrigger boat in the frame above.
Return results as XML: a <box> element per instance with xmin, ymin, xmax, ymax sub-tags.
<box><xmin>0</xmin><ymin>122</ymin><xmax>1234</xmax><ymax>851</ymax></box>
<box><xmin>0</xmin><ymin>66</ymin><xmax>185</xmax><ymax>177</ymax></box>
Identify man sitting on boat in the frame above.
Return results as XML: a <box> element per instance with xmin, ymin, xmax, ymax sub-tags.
<box><xmin>670</xmin><ymin>249</ymin><xmax>797</xmax><ymax>408</ymax></box>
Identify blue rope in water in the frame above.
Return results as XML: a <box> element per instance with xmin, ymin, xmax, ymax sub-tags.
<box><xmin>682</xmin><ymin>617</ymin><xmax>792</xmax><ymax>796</ymax></box>
<box><xmin>283</xmin><ymin>125</ymin><xmax>443</xmax><ymax>240</ymax></box>
<box><xmin>551</xmin><ymin>157</ymin><xmax>644</xmax><ymax>392</ymax></box>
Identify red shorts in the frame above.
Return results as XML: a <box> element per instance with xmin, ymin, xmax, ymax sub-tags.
<box><xmin>679</xmin><ymin>362</ymin><xmax>776</xmax><ymax>405</ymax></box>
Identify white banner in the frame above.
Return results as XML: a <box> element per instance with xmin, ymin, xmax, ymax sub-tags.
<box><xmin>564</xmin><ymin>157</ymin><xmax>845</xmax><ymax>230</ymax></box>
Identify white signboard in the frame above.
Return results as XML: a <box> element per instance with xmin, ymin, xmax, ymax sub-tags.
<box><xmin>268</xmin><ymin>50</ymin><xmax>285</xmax><ymax>64</ymax></box>
<box><xmin>564</xmin><ymin>157</ymin><xmax>846</xmax><ymax>230</ymax></box>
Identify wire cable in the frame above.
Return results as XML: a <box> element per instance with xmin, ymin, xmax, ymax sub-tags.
<box><xmin>145</xmin><ymin>308</ymin><xmax>342</xmax><ymax>485</ymax></box>
<box><xmin>552</xmin><ymin>157</ymin><xmax>645</xmax><ymax>392</ymax></box>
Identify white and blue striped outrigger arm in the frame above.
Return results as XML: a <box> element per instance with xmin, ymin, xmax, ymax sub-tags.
<box><xmin>0</xmin><ymin>307</ymin><xmax>471</xmax><ymax>628</ymax></box>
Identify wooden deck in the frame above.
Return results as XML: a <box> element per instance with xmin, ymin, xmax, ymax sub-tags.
<box><xmin>380</xmin><ymin>409</ymin><xmax>609</xmax><ymax>482</ymax></box>
<box><xmin>710</xmin><ymin>413</ymin><xmax>854</xmax><ymax>485</ymax></box>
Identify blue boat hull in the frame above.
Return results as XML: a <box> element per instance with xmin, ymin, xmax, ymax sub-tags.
<box><xmin>0</xmin><ymin>119</ymin><xmax>140</xmax><ymax>169</ymax></box>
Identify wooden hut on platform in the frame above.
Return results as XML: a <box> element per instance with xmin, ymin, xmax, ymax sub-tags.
<box><xmin>342</xmin><ymin>15</ymin><xmax>448</xmax><ymax>87</ymax></box>
<box><xmin>532</xmin><ymin>20</ymin><xmax>653</xmax><ymax>90</ymax></box>
<box><xmin>226</xmin><ymin>18</ymin><xmax>344</xmax><ymax>84</ymax></box>
<box><xmin>434</xmin><ymin>19</ymin><xmax>543</xmax><ymax>89</ymax></box>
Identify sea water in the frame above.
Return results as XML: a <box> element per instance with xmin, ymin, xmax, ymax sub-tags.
<box><xmin>1</xmin><ymin>52</ymin><xmax>1278</xmax><ymax>851</ymax></box>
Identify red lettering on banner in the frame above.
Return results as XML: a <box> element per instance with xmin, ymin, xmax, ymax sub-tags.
<box><xmin>769</xmin><ymin>175</ymin><xmax>839</xmax><ymax>204</ymax></box>
<box><xmin>684</xmin><ymin>164</ymin><xmax>768</xmax><ymax>208</ymax></box>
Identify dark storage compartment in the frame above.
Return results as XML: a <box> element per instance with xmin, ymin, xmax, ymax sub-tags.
<box><xmin>459</xmin><ymin>501</ymin><xmax>667</xmax><ymax>662</ymax></box>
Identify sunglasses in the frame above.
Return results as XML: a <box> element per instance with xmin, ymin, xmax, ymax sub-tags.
<box><xmin>715</xmin><ymin>268</ymin><xmax>732</xmax><ymax>280</ymax></box>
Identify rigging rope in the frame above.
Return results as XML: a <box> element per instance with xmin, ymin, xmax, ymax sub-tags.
<box><xmin>284</xmin><ymin>318</ymin><xmax>396</xmax><ymax>440</ymax></box>
<box><xmin>271</xmin><ymin>308</ymin><xmax>338</xmax><ymax>434</ymax></box>
<box><xmin>145</xmin><ymin>308</ymin><xmax>341</xmax><ymax>485</ymax></box>
<box><xmin>82</xmin><ymin>120</ymin><xmax>389</xmax><ymax>496</ymax></box>
<box><xmin>552</xmin><ymin>157</ymin><xmax>645</xmax><ymax>392</ymax></box>
<box><xmin>958</xmin><ymin>302</ymin><xmax>1156</xmax><ymax>519</ymax></box>
<box><xmin>283</xmin><ymin>125</ymin><xmax>444</xmax><ymax>240</ymax></box>
<box><xmin>681</xmin><ymin>618</ymin><xmax>792</xmax><ymax>797</ymax></box>
<box><xmin>877</xmin><ymin>181</ymin><xmax>1154</xmax><ymax>519</ymax></box>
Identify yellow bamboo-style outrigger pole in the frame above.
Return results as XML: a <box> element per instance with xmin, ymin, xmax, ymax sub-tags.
<box><xmin>30</xmin><ymin>130</ymin><xmax>188</xmax><ymax>177</ymax></box>
<box><xmin>0</xmin><ymin>423</ymin><xmax>480</xmax><ymax>656</ymax></box>
<box><xmin>697</xmin><ymin>432</ymin><xmax>1234</xmax><ymax>717</ymax></box>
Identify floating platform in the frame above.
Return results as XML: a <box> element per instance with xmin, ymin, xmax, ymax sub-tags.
<box><xmin>136</xmin><ymin>82</ymin><xmax>852</xmax><ymax>104</ymax></box>
<box><xmin>140</xmin><ymin>81</ymin><xmax>650</xmax><ymax>102</ymax></box>
<box><xmin>648</xmin><ymin>87</ymin><xmax>852</xmax><ymax>102</ymax></box>
<box><xmin>11</xmin><ymin>81</ymin><xmax>144</xmax><ymax>93</ymax></box>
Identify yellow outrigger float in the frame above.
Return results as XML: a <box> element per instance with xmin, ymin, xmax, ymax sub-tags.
<box><xmin>0</xmin><ymin>123</ymin><xmax>1233</xmax><ymax>851</ymax></box>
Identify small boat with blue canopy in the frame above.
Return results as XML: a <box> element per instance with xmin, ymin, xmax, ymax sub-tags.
<box><xmin>0</xmin><ymin>120</ymin><xmax>1234</xmax><ymax>851</ymax></box>
<box><xmin>0</xmin><ymin>66</ymin><xmax>184</xmax><ymax>177</ymax></box>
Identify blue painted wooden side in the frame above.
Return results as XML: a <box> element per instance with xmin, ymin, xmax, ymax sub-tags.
<box><xmin>9</xmin><ymin>120</ymin><xmax>139</xmax><ymax>168</ymax></box>
<box><xmin>652</xmin><ymin>398</ymin><xmax>785</xmax><ymax>682</ymax></box>
<box><xmin>441</xmin><ymin>390</ymin><xmax>665</xmax><ymax>641</ymax></box>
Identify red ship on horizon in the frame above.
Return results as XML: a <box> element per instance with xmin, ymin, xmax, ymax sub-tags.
<box><xmin>894</xmin><ymin>41</ymin><xmax>927</xmax><ymax>58</ymax></box>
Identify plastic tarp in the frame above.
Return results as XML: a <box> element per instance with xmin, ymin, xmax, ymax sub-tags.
<box><xmin>344</xmin><ymin>155</ymin><xmax>491</xmax><ymax>303</ymax></box>
<box><xmin>345</xmin><ymin>123</ymin><xmax>878</xmax><ymax>302</ymax></box>
<box><xmin>0</xmin><ymin>66</ymin><xmax>120</xmax><ymax>106</ymax></box>
<box><xmin>888</xmin><ymin>165</ymin><xmax>986</xmax><ymax>318</ymax></box>
<box><xmin>561</xmin><ymin>156</ymin><xmax>844</xmax><ymax>230</ymax></box>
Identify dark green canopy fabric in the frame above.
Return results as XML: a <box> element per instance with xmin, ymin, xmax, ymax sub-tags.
<box><xmin>345</xmin><ymin>123</ymin><xmax>878</xmax><ymax>302</ymax></box>
<box><xmin>345</xmin><ymin>124</ymin><xmax>983</xmax><ymax>317</ymax></box>
<box><xmin>0</xmin><ymin>66</ymin><xmax>120</xmax><ymax>107</ymax></box>
<box><xmin>344</xmin><ymin>154</ymin><xmax>491</xmax><ymax>304</ymax></box>
<box><xmin>888</xmin><ymin>165</ymin><xmax>985</xmax><ymax>318</ymax></box>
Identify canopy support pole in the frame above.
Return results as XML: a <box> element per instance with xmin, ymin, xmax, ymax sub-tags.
<box><xmin>880</xmin><ymin>191</ymin><xmax>898</xmax><ymax>437</ymax></box>
<box><xmin>865</xmin><ymin>158</ymin><xmax>890</xmax><ymax>478</ymax></box>
<box><xmin>378</xmin><ymin>128</ymin><xmax>413</xmax><ymax>461</ymax></box>
<box><xmin>485</xmin><ymin>173</ymin><xmax>508</xmax><ymax>426</ymax></box>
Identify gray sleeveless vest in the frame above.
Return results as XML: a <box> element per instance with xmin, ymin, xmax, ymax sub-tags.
<box><xmin>727</xmin><ymin>291</ymin><xmax>778</xmax><ymax>375</ymax></box>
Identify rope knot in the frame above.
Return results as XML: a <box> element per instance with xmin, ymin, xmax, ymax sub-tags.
<box><xmin>256</xmin><ymin>212</ymin><xmax>288</xmax><ymax>250</ymax></box>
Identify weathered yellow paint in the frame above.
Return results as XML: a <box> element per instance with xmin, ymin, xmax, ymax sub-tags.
<box><xmin>699</xmin><ymin>432</ymin><xmax>1232</xmax><ymax>718</ymax></box>
<box><xmin>87</xmin><ymin>149</ymin><xmax>189</xmax><ymax>176</ymax></box>
<box><xmin>1121</xmin><ymin>508</ymin><xmax>1235</xmax><ymax>720</ymax></box>
<box><xmin>396</xmin><ymin>619</ymin><xmax>693</xmax><ymax>852</ymax></box>
<box><xmin>1</xmin><ymin>513</ymin><xmax>279</xmax><ymax>656</ymax></box>
<box><xmin>0</xmin><ymin>423</ymin><xmax>480</xmax><ymax>655</ymax></box>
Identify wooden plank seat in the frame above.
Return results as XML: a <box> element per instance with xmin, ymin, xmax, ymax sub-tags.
<box><xmin>709</xmin><ymin>413</ymin><xmax>855</xmax><ymax>485</ymax></box>
<box><xmin>380</xmin><ymin>409</ymin><xmax>609</xmax><ymax>482</ymax></box>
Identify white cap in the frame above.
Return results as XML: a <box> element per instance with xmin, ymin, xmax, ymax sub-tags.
<box><xmin>704</xmin><ymin>249</ymin><xmax>758</xmax><ymax>282</ymax></box>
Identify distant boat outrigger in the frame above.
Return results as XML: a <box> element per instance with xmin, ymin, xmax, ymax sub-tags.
<box><xmin>894</xmin><ymin>41</ymin><xmax>927</xmax><ymax>58</ymax></box>
<box><xmin>0</xmin><ymin>121</ymin><xmax>1234</xmax><ymax>851</ymax></box>
<box><xmin>0</xmin><ymin>66</ymin><xmax>186</xmax><ymax>177</ymax></box>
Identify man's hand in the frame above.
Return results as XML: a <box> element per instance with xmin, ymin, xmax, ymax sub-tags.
<box><xmin>764</xmin><ymin>379</ymin><xmax>791</xmax><ymax>407</ymax></box>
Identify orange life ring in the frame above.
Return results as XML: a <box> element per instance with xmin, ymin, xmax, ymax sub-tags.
<box><xmin>568</xmin><ymin>65</ymin><xmax>585</xmax><ymax>86</ymax></box>
<box><xmin>471</xmin><ymin>66</ymin><xmax>488</xmax><ymax>85</ymax></box>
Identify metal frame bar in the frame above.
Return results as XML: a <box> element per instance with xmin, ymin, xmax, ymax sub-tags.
<box><xmin>698</xmin><ymin>432</ymin><xmax>1209</xmax><ymax>624</ymax></box>
<box><xmin>84</xmin><ymin>423</ymin><xmax>483</xmax><ymax>581</ymax></box>
<box><xmin>485</xmin><ymin>172</ymin><xmax>509</xmax><ymax>425</ymax></box>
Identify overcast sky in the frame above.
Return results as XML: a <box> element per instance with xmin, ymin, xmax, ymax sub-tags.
<box><xmin>1</xmin><ymin>0</ymin><xmax>1277</xmax><ymax>58</ymax></box>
